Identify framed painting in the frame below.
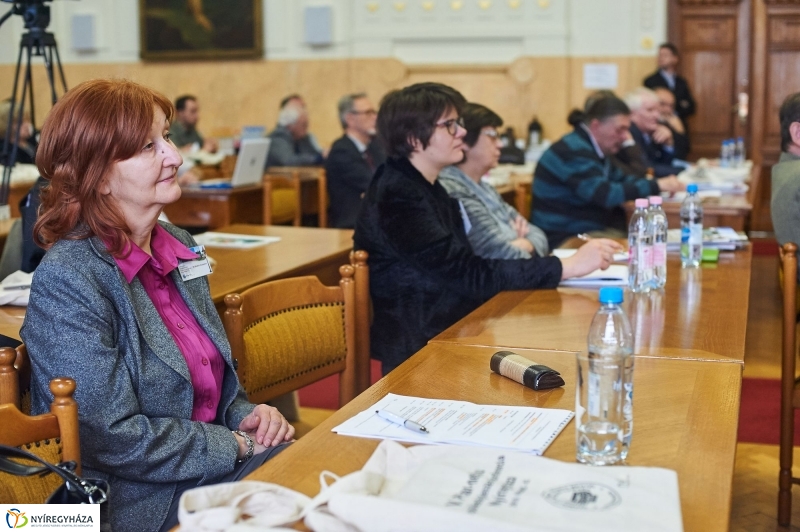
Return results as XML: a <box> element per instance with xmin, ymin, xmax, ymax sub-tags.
<box><xmin>139</xmin><ymin>0</ymin><xmax>263</xmax><ymax>61</ymax></box>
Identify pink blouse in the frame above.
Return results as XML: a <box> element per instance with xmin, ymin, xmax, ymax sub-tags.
<box><xmin>113</xmin><ymin>225</ymin><xmax>224</xmax><ymax>423</ymax></box>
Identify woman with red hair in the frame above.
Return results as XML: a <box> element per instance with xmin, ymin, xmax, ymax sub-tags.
<box><xmin>21</xmin><ymin>79</ymin><xmax>294</xmax><ymax>532</ymax></box>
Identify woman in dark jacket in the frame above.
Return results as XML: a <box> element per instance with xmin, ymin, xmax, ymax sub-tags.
<box><xmin>354</xmin><ymin>83</ymin><xmax>620</xmax><ymax>374</ymax></box>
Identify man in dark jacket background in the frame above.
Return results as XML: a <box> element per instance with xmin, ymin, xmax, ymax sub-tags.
<box><xmin>325</xmin><ymin>93</ymin><xmax>385</xmax><ymax>228</ymax></box>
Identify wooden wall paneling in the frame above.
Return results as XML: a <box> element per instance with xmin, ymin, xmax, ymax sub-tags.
<box><xmin>677</xmin><ymin>4</ymin><xmax>745</xmax><ymax>159</ymax></box>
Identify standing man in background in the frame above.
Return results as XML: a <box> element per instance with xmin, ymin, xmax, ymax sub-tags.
<box><xmin>169</xmin><ymin>95</ymin><xmax>218</xmax><ymax>153</ymax></box>
<box><xmin>644</xmin><ymin>43</ymin><xmax>696</xmax><ymax>144</ymax></box>
<box><xmin>325</xmin><ymin>93</ymin><xmax>385</xmax><ymax>228</ymax></box>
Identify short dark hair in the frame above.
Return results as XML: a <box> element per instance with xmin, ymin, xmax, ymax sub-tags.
<box><xmin>567</xmin><ymin>90</ymin><xmax>623</xmax><ymax>126</ymax></box>
<box><xmin>585</xmin><ymin>94</ymin><xmax>630</xmax><ymax>123</ymax></box>
<box><xmin>175</xmin><ymin>95</ymin><xmax>196</xmax><ymax>112</ymax></box>
<box><xmin>461</xmin><ymin>103</ymin><xmax>503</xmax><ymax>147</ymax></box>
<box><xmin>280</xmin><ymin>94</ymin><xmax>302</xmax><ymax>109</ymax></box>
<box><xmin>377</xmin><ymin>82</ymin><xmax>466</xmax><ymax>158</ymax></box>
<box><xmin>659</xmin><ymin>42</ymin><xmax>679</xmax><ymax>58</ymax></box>
<box><xmin>780</xmin><ymin>92</ymin><xmax>800</xmax><ymax>151</ymax></box>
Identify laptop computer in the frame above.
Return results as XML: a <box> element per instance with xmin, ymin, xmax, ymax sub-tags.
<box><xmin>198</xmin><ymin>138</ymin><xmax>271</xmax><ymax>189</ymax></box>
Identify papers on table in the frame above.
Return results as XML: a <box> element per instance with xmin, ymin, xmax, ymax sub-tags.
<box><xmin>666</xmin><ymin>226</ymin><xmax>749</xmax><ymax>251</ymax></box>
<box><xmin>559</xmin><ymin>264</ymin><xmax>628</xmax><ymax>288</ymax></box>
<box><xmin>193</xmin><ymin>232</ymin><xmax>281</xmax><ymax>249</ymax></box>
<box><xmin>678</xmin><ymin>159</ymin><xmax>752</xmax><ymax>194</ymax></box>
<box><xmin>552</xmin><ymin>248</ymin><xmax>629</xmax><ymax>263</ymax></box>
<box><xmin>0</xmin><ymin>270</ymin><xmax>32</xmax><ymax>306</ymax></box>
<box><xmin>332</xmin><ymin>393</ymin><xmax>573</xmax><ymax>455</ymax></box>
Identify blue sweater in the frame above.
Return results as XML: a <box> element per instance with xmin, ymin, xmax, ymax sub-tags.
<box><xmin>531</xmin><ymin>126</ymin><xmax>660</xmax><ymax>249</ymax></box>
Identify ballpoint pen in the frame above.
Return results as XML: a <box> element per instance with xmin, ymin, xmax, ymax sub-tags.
<box><xmin>375</xmin><ymin>409</ymin><xmax>429</xmax><ymax>434</ymax></box>
<box><xmin>577</xmin><ymin>233</ymin><xmax>592</xmax><ymax>242</ymax></box>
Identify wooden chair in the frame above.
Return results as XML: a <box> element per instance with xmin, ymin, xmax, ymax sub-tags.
<box><xmin>263</xmin><ymin>167</ymin><xmax>328</xmax><ymax>227</ymax></box>
<box><xmin>0</xmin><ymin>345</ymin><xmax>30</xmax><ymax>412</ymax></box>
<box><xmin>0</xmin><ymin>377</ymin><xmax>81</xmax><ymax>503</ymax></box>
<box><xmin>351</xmin><ymin>251</ymin><xmax>371</xmax><ymax>393</ymax></box>
<box><xmin>779</xmin><ymin>242</ymin><xmax>800</xmax><ymax>525</ymax></box>
<box><xmin>223</xmin><ymin>265</ymin><xmax>358</xmax><ymax>419</ymax></box>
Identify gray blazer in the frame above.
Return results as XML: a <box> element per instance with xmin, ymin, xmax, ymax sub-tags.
<box><xmin>439</xmin><ymin>166</ymin><xmax>549</xmax><ymax>259</ymax></box>
<box><xmin>21</xmin><ymin>222</ymin><xmax>254</xmax><ymax>532</ymax></box>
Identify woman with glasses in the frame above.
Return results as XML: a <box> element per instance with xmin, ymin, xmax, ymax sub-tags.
<box><xmin>439</xmin><ymin>102</ymin><xmax>549</xmax><ymax>259</ymax></box>
<box><xmin>354</xmin><ymin>82</ymin><xmax>621</xmax><ymax>374</ymax></box>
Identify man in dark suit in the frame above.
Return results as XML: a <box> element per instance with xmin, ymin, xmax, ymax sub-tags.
<box><xmin>653</xmin><ymin>86</ymin><xmax>690</xmax><ymax>160</ymax></box>
<box><xmin>615</xmin><ymin>88</ymin><xmax>682</xmax><ymax>178</ymax></box>
<box><xmin>644</xmin><ymin>43</ymin><xmax>696</xmax><ymax>141</ymax></box>
<box><xmin>325</xmin><ymin>93</ymin><xmax>386</xmax><ymax>228</ymax></box>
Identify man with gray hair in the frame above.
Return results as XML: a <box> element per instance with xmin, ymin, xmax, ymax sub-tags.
<box><xmin>325</xmin><ymin>93</ymin><xmax>385</xmax><ymax>228</ymax></box>
<box><xmin>772</xmin><ymin>92</ymin><xmax>800</xmax><ymax>279</ymax></box>
<box><xmin>616</xmin><ymin>87</ymin><xmax>682</xmax><ymax>178</ymax></box>
<box><xmin>265</xmin><ymin>95</ymin><xmax>324</xmax><ymax>168</ymax></box>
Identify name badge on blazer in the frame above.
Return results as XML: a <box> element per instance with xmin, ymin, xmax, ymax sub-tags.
<box><xmin>178</xmin><ymin>245</ymin><xmax>213</xmax><ymax>281</ymax></box>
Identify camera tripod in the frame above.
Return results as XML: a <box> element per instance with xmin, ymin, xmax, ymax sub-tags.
<box><xmin>0</xmin><ymin>0</ymin><xmax>67</xmax><ymax>209</ymax></box>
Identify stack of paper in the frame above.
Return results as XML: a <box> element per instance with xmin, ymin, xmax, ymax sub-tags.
<box><xmin>666</xmin><ymin>226</ymin><xmax>748</xmax><ymax>251</ymax></box>
<box><xmin>193</xmin><ymin>232</ymin><xmax>281</xmax><ymax>249</ymax></box>
<box><xmin>559</xmin><ymin>264</ymin><xmax>628</xmax><ymax>287</ymax></box>
<box><xmin>332</xmin><ymin>393</ymin><xmax>573</xmax><ymax>455</ymax></box>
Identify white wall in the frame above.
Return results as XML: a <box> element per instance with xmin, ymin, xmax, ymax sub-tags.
<box><xmin>0</xmin><ymin>0</ymin><xmax>666</xmax><ymax>65</ymax></box>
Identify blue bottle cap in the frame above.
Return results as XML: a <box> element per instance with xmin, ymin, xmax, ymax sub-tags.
<box><xmin>598</xmin><ymin>287</ymin><xmax>624</xmax><ymax>304</ymax></box>
<box><xmin>687</xmin><ymin>183</ymin><xmax>698</xmax><ymax>193</ymax></box>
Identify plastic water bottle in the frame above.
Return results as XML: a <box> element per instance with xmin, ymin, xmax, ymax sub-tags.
<box><xmin>647</xmin><ymin>195</ymin><xmax>668</xmax><ymax>289</ymax></box>
<box><xmin>577</xmin><ymin>287</ymin><xmax>634</xmax><ymax>465</ymax></box>
<box><xmin>680</xmin><ymin>183</ymin><xmax>703</xmax><ymax>268</ymax></box>
<box><xmin>720</xmin><ymin>139</ymin><xmax>732</xmax><ymax>168</ymax></box>
<box><xmin>734</xmin><ymin>136</ymin><xmax>745</xmax><ymax>167</ymax></box>
<box><xmin>628</xmin><ymin>198</ymin><xmax>652</xmax><ymax>293</ymax></box>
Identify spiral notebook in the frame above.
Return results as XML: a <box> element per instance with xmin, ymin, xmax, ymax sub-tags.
<box><xmin>332</xmin><ymin>393</ymin><xmax>573</xmax><ymax>455</ymax></box>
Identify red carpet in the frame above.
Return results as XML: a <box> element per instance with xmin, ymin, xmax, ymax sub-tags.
<box><xmin>298</xmin><ymin>359</ymin><xmax>383</xmax><ymax>409</ymax></box>
<box><xmin>738</xmin><ymin>378</ymin><xmax>800</xmax><ymax>445</ymax></box>
<box><xmin>751</xmin><ymin>238</ymin><xmax>779</xmax><ymax>257</ymax></box>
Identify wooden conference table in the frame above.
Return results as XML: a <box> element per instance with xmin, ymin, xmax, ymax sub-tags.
<box><xmin>0</xmin><ymin>224</ymin><xmax>355</xmax><ymax>340</ymax></box>
<box><xmin>247</xmin><ymin>342</ymin><xmax>741</xmax><ymax>532</ymax></box>
<box><xmin>246</xmin><ymin>245</ymin><xmax>750</xmax><ymax>531</ymax></box>
<box><xmin>432</xmin><ymin>248</ymin><xmax>752</xmax><ymax>364</ymax></box>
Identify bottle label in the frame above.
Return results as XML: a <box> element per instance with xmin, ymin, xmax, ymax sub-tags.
<box><xmin>689</xmin><ymin>223</ymin><xmax>702</xmax><ymax>245</ymax></box>
<box><xmin>641</xmin><ymin>245</ymin><xmax>653</xmax><ymax>270</ymax></box>
<box><xmin>681</xmin><ymin>226</ymin><xmax>690</xmax><ymax>244</ymax></box>
<box><xmin>653</xmin><ymin>243</ymin><xmax>666</xmax><ymax>267</ymax></box>
<box><xmin>588</xmin><ymin>372</ymin><xmax>600</xmax><ymax>417</ymax></box>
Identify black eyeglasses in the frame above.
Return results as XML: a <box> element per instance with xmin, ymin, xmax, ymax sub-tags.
<box><xmin>436</xmin><ymin>117</ymin><xmax>465</xmax><ymax>136</ymax></box>
<box><xmin>350</xmin><ymin>109</ymin><xmax>377</xmax><ymax>117</ymax></box>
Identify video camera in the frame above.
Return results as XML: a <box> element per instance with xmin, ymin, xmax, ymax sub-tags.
<box><xmin>0</xmin><ymin>0</ymin><xmax>53</xmax><ymax>32</ymax></box>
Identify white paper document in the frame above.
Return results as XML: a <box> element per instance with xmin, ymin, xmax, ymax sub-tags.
<box><xmin>559</xmin><ymin>264</ymin><xmax>628</xmax><ymax>287</ymax></box>
<box><xmin>331</xmin><ymin>393</ymin><xmax>573</xmax><ymax>454</ymax></box>
<box><xmin>552</xmin><ymin>248</ymin><xmax>629</xmax><ymax>262</ymax></box>
<box><xmin>193</xmin><ymin>232</ymin><xmax>281</xmax><ymax>249</ymax></box>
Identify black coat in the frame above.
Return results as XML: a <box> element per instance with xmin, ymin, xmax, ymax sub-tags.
<box><xmin>325</xmin><ymin>135</ymin><xmax>386</xmax><ymax>229</ymax></box>
<box><xmin>353</xmin><ymin>157</ymin><xmax>562</xmax><ymax>372</ymax></box>
<box><xmin>644</xmin><ymin>70</ymin><xmax>696</xmax><ymax>124</ymax></box>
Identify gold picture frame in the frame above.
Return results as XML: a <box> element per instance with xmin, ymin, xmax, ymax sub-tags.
<box><xmin>139</xmin><ymin>0</ymin><xmax>263</xmax><ymax>61</ymax></box>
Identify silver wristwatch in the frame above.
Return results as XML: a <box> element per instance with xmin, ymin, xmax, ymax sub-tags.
<box><xmin>233</xmin><ymin>430</ymin><xmax>254</xmax><ymax>463</ymax></box>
